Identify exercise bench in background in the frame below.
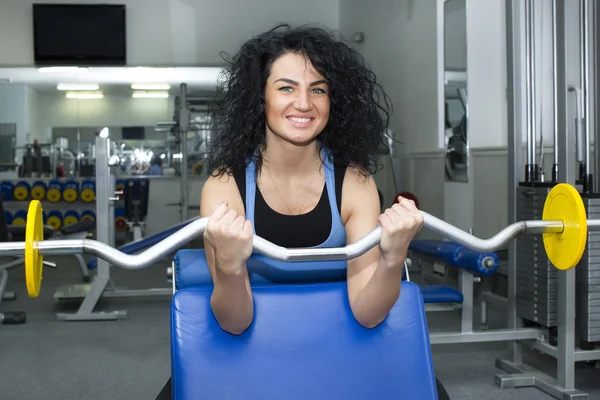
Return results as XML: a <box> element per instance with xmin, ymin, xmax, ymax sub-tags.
<box><xmin>407</xmin><ymin>239</ymin><xmax>541</xmax><ymax>345</ymax></box>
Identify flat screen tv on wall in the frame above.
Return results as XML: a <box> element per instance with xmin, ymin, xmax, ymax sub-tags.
<box><xmin>33</xmin><ymin>4</ymin><xmax>126</xmax><ymax>66</ymax></box>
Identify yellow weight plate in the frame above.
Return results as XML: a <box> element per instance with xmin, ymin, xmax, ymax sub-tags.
<box><xmin>12</xmin><ymin>218</ymin><xmax>26</xmax><ymax>226</ymax></box>
<box><xmin>63</xmin><ymin>188</ymin><xmax>77</xmax><ymax>202</ymax></box>
<box><xmin>25</xmin><ymin>200</ymin><xmax>44</xmax><ymax>298</ymax></box>
<box><xmin>80</xmin><ymin>188</ymin><xmax>95</xmax><ymax>203</ymax></box>
<box><xmin>46</xmin><ymin>189</ymin><xmax>61</xmax><ymax>202</ymax></box>
<box><xmin>31</xmin><ymin>187</ymin><xmax>46</xmax><ymax>200</ymax></box>
<box><xmin>13</xmin><ymin>186</ymin><xmax>28</xmax><ymax>201</ymax></box>
<box><xmin>63</xmin><ymin>216</ymin><xmax>78</xmax><ymax>226</ymax></box>
<box><xmin>46</xmin><ymin>216</ymin><xmax>61</xmax><ymax>230</ymax></box>
<box><xmin>542</xmin><ymin>183</ymin><xmax>587</xmax><ymax>271</ymax></box>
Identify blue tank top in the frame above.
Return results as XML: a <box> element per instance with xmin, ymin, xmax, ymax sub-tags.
<box><xmin>240</xmin><ymin>148</ymin><xmax>348</xmax><ymax>283</ymax></box>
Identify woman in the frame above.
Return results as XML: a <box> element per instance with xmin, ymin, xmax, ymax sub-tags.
<box><xmin>157</xmin><ymin>24</ymin><xmax>450</xmax><ymax>399</ymax></box>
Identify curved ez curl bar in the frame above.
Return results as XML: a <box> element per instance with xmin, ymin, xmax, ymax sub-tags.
<box><xmin>0</xmin><ymin>184</ymin><xmax>592</xmax><ymax>298</ymax></box>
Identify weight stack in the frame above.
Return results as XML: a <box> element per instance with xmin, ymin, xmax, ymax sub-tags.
<box><xmin>576</xmin><ymin>195</ymin><xmax>600</xmax><ymax>345</ymax></box>
<box><xmin>515</xmin><ymin>184</ymin><xmax>558</xmax><ymax>328</ymax></box>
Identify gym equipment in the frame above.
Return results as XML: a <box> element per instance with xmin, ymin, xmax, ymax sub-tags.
<box><xmin>80</xmin><ymin>210</ymin><xmax>96</xmax><ymax>222</ymax></box>
<box><xmin>86</xmin><ymin>218</ymin><xmax>200</xmax><ymax>270</ymax></box>
<box><xmin>80</xmin><ymin>179</ymin><xmax>95</xmax><ymax>203</ymax></box>
<box><xmin>11</xmin><ymin>210</ymin><xmax>26</xmax><ymax>226</ymax></box>
<box><xmin>63</xmin><ymin>210</ymin><xmax>79</xmax><ymax>226</ymax></box>
<box><xmin>0</xmin><ymin>181</ymin><xmax>14</xmax><ymax>201</ymax></box>
<box><xmin>63</xmin><ymin>179</ymin><xmax>79</xmax><ymax>202</ymax></box>
<box><xmin>0</xmin><ymin>196</ymin><xmax>26</xmax><ymax>326</ymax></box>
<box><xmin>123</xmin><ymin>178</ymin><xmax>149</xmax><ymax>240</ymax></box>
<box><xmin>496</xmin><ymin>1</ymin><xmax>600</xmax><ymax>397</ymax></box>
<box><xmin>13</xmin><ymin>181</ymin><xmax>30</xmax><ymax>201</ymax></box>
<box><xmin>30</xmin><ymin>181</ymin><xmax>47</xmax><ymax>201</ymax></box>
<box><xmin>114</xmin><ymin>208</ymin><xmax>127</xmax><ymax>231</ymax></box>
<box><xmin>46</xmin><ymin>179</ymin><xmax>62</xmax><ymax>202</ymax></box>
<box><xmin>0</xmin><ymin>182</ymin><xmax>591</xmax><ymax>299</ymax></box>
<box><xmin>46</xmin><ymin>210</ymin><xmax>62</xmax><ymax>230</ymax></box>
<box><xmin>170</xmin><ymin>279</ymin><xmax>437</xmax><ymax>399</ymax></box>
<box><xmin>115</xmin><ymin>179</ymin><xmax>125</xmax><ymax>195</ymax></box>
<box><xmin>576</xmin><ymin>194</ymin><xmax>600</xmax><ymax>349</ymax></box>
<box><xmin>409</xmin><ymin>240</ymin><xmax>498</xmax><ymax>276</ymax></box>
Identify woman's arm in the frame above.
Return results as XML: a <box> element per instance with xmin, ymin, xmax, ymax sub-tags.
<box><xmin>343</xmin><ymin>171</ymin><xmax>422</xmax><ymax>328</ymax></box>
<box><xmin>200</xmin><ymin>174</ymin><xmax>254</xmax><ymax>335</ymax></box>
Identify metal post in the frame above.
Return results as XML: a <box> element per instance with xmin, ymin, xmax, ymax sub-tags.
<box><xmin>580</xmin><ymin>0</ymin><xmax>593</xmax><ymax>192</ymax></box>
<box><xmin>459</xmin><ymin>270</ymin><xmax>473</xmax><ymax>333</ymax></box>
<box><xmin>179</xmin><ymin>83</ymin><xmax>189</xmax><ymax>223</ymax></box>
<box><xmin>552</xmin><ymin>0</ymin><xmax>560</xmax><ymax>182</ymax></box>
<box><xmin>505</xmin><ymin>0</ymin><xmax>525</xmax><ymax>367</ymax></box>
<box><xmin>595</xmin><ymin>0</ymin><xmax>600</xmax><ymax>189</ymax></box>
<box><xmin>525</xmin><ymin>0</ymin><xmax>538</xmax><ymax>182</ymax></box>
<box><xmin>54</xmin><ymin>135</ymin><xmax>126</xmax><ymax>321</ymax></box>
<box><xmin>556</xmin><ymin>0</ymin><xmax>577</xmax><ymax>389</ymax></box>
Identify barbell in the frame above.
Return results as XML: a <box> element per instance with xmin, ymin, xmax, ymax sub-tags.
<box><xmin>0</xmin><ymin>183</ymin><xmax>592</xmax><ymax>299</ymax></box>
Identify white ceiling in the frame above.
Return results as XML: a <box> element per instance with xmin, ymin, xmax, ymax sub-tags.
<box><xmin>0</xmin><ymin>66</ymin><xmax>224</xmax><ymax>94</ymax></box>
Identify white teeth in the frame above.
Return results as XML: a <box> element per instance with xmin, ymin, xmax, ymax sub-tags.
<box><xmin>288</xmin><ymin>117</ymin><xmax>311</xmax><ymax>123</ymax></box>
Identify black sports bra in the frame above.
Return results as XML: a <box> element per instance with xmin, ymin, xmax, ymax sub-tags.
<box><xmin>232</xmin><ymin>164</ymin><xmax>345</xmax><ymax>248</ymax></box>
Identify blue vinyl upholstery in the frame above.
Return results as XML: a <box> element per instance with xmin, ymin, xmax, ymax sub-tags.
<box><xmin>420</xmin><ymin>285</ymin><xmax>463</xmax><ymax>304</ymax></box>
<box><xmin>173</xmin><ymin>249</ymin><xmax>347</xmax><ymax>289</ymax></box>
<box><xmin>173</xmin><ymin>249</ymin><xmax>461</xmax><ymax>304</ymax></box>
<box><xmin>170</xmin><ymin>281</ymin><xmax>438</xmax><ymax>400</ymax></box>
<box><xmin>409</xmin><ymin>239</ymin><xmax>499</xmax><ymax>276</ymax></box>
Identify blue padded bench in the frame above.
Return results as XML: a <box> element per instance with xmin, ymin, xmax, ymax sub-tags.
<box><xmin>173</xmin><ymin>249</ymin><xmax>457</xmax><ymax>305</ymax></box>
<box><xmin>420</xmin><ymin>285</ymin><xmax>463</xmax><ymax>304</ymax></box>
<box><xmin>173</xmin><ymin>249</ymin><xmax>348</xmax><ymax>289</ymax></box>
<box><xmin>87</xmin><ymin>217</ymin><xmax>199</xmax><ymax>269</ymax></box>
<box><xmin>171</xmin><ymin>274</ymin><xmax>439</xmax><ymax>399</ymax></box>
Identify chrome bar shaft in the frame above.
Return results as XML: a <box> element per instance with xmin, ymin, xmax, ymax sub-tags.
<box><xmin>0</xmin><ymin>215</ymin><xmax>597</xmax><ymax>267</ymax></box>
<box><xmin>422</xmin><ymin>212</ymin><xmax>564</xmax><ymax>253</ymax></box>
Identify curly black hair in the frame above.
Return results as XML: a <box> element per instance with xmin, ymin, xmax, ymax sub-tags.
<box><xmin>207</xmin><ymin>24</ymin><xmax>393</xmax><ymax>177</ymax></box>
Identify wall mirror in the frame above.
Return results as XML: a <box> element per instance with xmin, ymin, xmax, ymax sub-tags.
<box><xmin>443</xmin><ymin>0</ymin><xmax>469</xmax><ymax>183</ymax></box>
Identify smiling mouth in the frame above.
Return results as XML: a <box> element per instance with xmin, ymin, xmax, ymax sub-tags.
<box><xmin>287</xmin><ymin>116</ymin><xmax>313</xmax><ymax>123</ymax></box>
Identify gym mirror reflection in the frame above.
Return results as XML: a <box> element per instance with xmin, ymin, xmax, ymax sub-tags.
<box><xmin>443</xmin><ymin>0</ymin><xmax>468</xmax><ymax>183</ymax></box>
<box><xmin>0</xmin><ymin>66</ymin><xmax>221</xmax><ymax>179</ymax></box>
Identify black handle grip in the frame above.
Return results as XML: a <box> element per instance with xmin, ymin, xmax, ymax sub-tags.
<box><xmin>1</xmin><ymin>311</ymin><xmax>26</xmax><ymax>324</ymax></box>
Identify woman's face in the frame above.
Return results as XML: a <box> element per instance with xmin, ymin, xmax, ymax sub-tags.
<box><xmin>264</xmin><ymin>52</ymin><xmax>330</xmax><ymax>145</ymax></box>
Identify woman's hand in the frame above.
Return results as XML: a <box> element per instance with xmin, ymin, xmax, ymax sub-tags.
<box><xmin>203</xmin><ymin>201</ymin><xmax>254</xmax><ymax>274</ymax></box>
<box><xmin>378</xmin><ymin>196</ymin><xmax>424</xmax><ymax>266</ymax></box>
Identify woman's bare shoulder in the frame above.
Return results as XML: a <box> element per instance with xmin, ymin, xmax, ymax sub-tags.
<box><xmin>200</xmin><ymin>171</ymin><xmax>245</xmax><ymax>217</ymax></box>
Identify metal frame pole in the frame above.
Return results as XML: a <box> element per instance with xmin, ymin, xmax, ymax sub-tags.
<box><xmin>55</xmin><ymin>134</ymin><xmax>126</xmax><ymax>321</ymax></box>
<box><xmin>504</xmin><ymin>0</ymin><xmax>526</xmax><ymax>367</ymax></box>
<box><xmin>179</xmin><ymin>83</ymin><xmax>189</xmax><ymax>223</ymax></box>
<box><xmin>556</xmin><ymin>0</ymin><xmax>577</xmax><ymax>390</ymax></box>
<box><xmin>552</xmin><ymin>0</ymin><xmax>560</xmax><ymax>182</ymax></box>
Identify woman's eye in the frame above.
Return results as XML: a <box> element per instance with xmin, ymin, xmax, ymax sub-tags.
<box><xmin>279</xmin><ymin>86</ymin><xmax>293</xmax><ymax>92</ymax></box>
<box><xmin>313</xmin><ymin>88</ymin><xmax>327</xmax><ymax>94</ymax></box>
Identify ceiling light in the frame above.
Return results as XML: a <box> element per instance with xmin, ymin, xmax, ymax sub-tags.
<box><xmin>65</xmin><ymin>91</ymin><xmax>103</xmax><ymax>99</ymax></box>
<box><xmin>38</xmin><ymin>67</ymin><xmax>88</xmax><ymax>73</ymax></box>
<box><xmin>57</xmin><ymin>83</ymin><xmax>99</xmax><ymax>91</ymax></box>
<box><xmin>132</xmin><ymin>91</ymin><xmax>169</xmax><ymax>99</ymax></box>
<box><xmin>130</xmin><ymin>83</ymin><xmax>171</xmax><ymax>90</ymax></box>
